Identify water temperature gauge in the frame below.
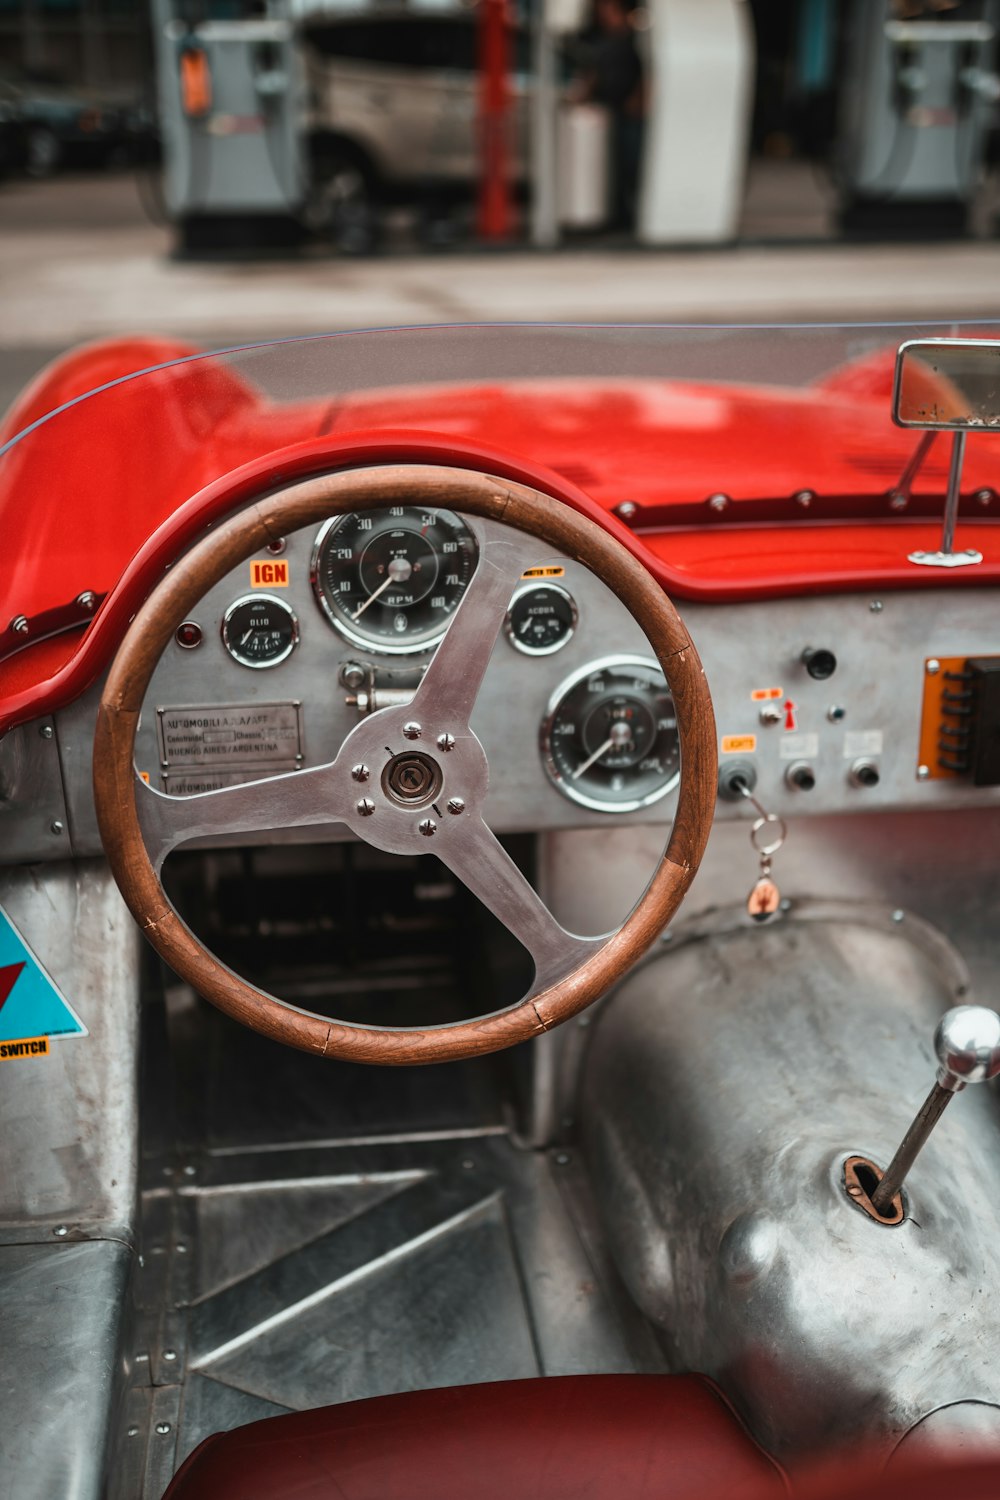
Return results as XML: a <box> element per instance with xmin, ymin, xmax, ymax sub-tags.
<box><xmin>222</xmin><ymin>594</ymin><xmax>299</xmax><ymax>669</ymax></box>
<box><xmin>540</xmin><ymin>655</ymin><xmax>680</xmax><ymax>812</ymax></box>
<box><xmin>504</xmin><ymin>583</ymin><xmax>577</xmax><ymax>656</ymax></box>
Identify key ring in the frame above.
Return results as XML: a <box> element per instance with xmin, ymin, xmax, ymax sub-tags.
<box><xmin>751</xmin><ymin>813</ymin><xmax>787</xmax><ymax>858</ymax></box>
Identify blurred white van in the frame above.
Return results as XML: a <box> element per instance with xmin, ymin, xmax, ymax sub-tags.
<box><xmin>302</xmin><ymin>9</ymin><xmax>532</xmax><ymax>248</ymax></box>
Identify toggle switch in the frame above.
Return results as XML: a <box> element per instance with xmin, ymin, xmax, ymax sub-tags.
<box><xmin>801</xmin><ymin>646</ymin><xmax>837</xmax><ymax>681</ymax></box>
<box><xmin>785</xmin><ymin>762</ymin><xmax>816</xmax><ymax>791</ymax></box>
<box><xmin>849</xmin><ymin>759</ymin><xmax>880</xmax><ymax>789</ymax></box>
<box><xmin>718</xmin><ymin>760</ymin><xmax>757</xmax><ymax>802</ymax></box>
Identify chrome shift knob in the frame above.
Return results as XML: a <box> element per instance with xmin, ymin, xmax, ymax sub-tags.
<box><xmin>935</xmin><ymin>1006</ymin><xmax>1000</xmax><ymax>1092</ymax></box>
<box><xmin>870</xmin><ymin>1004</ymin><xmax>1000</xmax><ymax>1215</ymax></box>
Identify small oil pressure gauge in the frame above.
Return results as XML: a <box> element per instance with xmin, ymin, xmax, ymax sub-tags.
<box><xmin>504</xmin><ymin>583</ymin><xmax>577</xmax><ymax>656</ymax></box>
<box><xmin>222</xmin><ymin>594</ymin><xmax>299</xmax><ymax>669</ymax></box>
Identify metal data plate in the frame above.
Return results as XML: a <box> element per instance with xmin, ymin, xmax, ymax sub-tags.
<box><xmin>156</xmin><ymin>703</ymin><xmax>303</xmax><ymax>788</ymax></box>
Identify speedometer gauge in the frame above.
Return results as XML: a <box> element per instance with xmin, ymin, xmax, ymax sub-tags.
<box><xmin>311</xmin><ymin>507</ymin><xmax>478</xmax><ymax>654</ymax></box>
<box><xmin>540</xmin><ymin>655</ymin><xmax>680</xmax><ymax>813</ymax></box>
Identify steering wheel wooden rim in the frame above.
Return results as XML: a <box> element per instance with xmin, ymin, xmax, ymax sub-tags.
<box><xmin>94</xmin><ymin>465</ymin><xmax>717</xmax><ymax>1064</ymax></box>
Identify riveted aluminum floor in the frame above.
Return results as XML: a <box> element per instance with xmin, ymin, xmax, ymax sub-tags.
<box><xmin>123</xmin><ymin>989</ymin><xmax>664</xmax><ymax>1500</ymax></box>
<box><xmin>127</xmin><ymin>1135</ymin><xmax>664</xmax><ymax>1499</ymax></box>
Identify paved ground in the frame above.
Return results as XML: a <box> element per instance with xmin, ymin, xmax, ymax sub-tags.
<box><xmin>2</xmin><ymin>158</ymin><xmax>1000</xmax><ymax>420</ymax></box>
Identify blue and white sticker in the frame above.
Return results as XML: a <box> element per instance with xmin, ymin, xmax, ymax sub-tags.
<box><xmin>0</xmin><ymin>905</ymin><xmax>87</xmax><ymax>1061</ymax></box>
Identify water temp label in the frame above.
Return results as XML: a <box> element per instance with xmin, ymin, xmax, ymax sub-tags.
<box><xmin>157</xmin><ymin>703</ymin><xmax>302</xmax><ymax>770</ymax></box>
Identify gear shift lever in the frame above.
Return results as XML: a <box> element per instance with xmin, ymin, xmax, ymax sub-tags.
<box><xmin>870</xmin><ymin>1005</ymin><xmax>1000</xmax><ymax>1214</ymax></box>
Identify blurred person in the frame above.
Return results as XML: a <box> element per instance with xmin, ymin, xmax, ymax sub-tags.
<box><xmin>573</xmin><ymin>0</ymin><xmax>646</xmax><ymax>231</ymax></box>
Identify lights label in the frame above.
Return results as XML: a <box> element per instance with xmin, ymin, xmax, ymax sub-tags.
<box><xmin>721</xmin><ymin>735</ymin><xmax>757</xmax><ymax>754</ymax></box>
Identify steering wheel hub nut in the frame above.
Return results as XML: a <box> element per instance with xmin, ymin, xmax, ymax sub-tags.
<box><xmin>381</xmin><ymin>751</ymin><xmax>443</xmax><ymax>808</ymax></box>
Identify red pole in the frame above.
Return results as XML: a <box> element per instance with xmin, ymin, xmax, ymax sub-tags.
<box><xmin>477</xmin><ymin>0</ymin><xmax>513</xmax><ymax>240</ymax></box>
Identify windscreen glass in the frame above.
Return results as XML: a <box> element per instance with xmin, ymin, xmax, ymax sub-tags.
<box><xmin>3</xmin><ymin>319</ymin><xmax>999</xmax><ymax>624</ymax></box>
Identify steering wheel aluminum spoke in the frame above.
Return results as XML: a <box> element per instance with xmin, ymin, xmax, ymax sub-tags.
<box><xmin>135</xmin><ymin>759</ymin><xmax>349</xmax><ymax>875</ymax></box>
<box><xmin>408</xmin><ymin>528</ymin><xmax>541</xmax><ymax>731</ymax></box>
<box><xmin>434</xmin><ymin>816</ymin><xmax>604</xmax><ymax>994</ymax></box>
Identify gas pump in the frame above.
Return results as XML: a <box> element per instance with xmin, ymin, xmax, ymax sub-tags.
<box><xmin>637</xmin><ymin>0</ymin><xmax>755</xmax><ymax>245</ymax></box>
<box><xmin>836</xmin><ymin>0</ymin><xmax>1000</xmax><ymax>236</ymax></box>
<box><xmin>152</xmin><ymin>0</ymin><xmax>308</xmax><ymax>252</ymax></box>
<box><xmin>530</xmin><ymin>0</ymin><xmax>754</xmax><ymax>247</ymax></box>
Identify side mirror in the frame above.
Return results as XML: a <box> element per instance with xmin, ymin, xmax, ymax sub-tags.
<box><xmin>894</xmin><ymin>338</ymin><xmax>1000</xmax><ymax>432</ymax></box>
<box><xmin>892</xmin><ymin>338</ymin><xmax>998</xmax><ymax>569</ymax></box>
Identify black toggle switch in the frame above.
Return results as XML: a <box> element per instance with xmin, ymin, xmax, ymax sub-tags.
<box><xmin>801</xmin><ymin>646</ymin><xmax>837</xmax><ymax>680</ymax></box>
<box><xmin>718</xmin><ymin>760</ymin><xmax>757</xmax><ymax>801</ymax></box>
<box><xmin>850</xmin><ymin>759</ymin><xmax>880</xmax><ymax>789</ymax></box>
<box><xmin>785</xmin><ymin>762</ymin><xmax>816</xmax><ymax>791</ymax></box>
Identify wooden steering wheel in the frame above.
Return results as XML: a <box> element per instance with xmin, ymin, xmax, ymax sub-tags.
<box><xmin>93</xmin><ymin>466</ymin><xmax>717</xmax><ymax>1064</ymax></box>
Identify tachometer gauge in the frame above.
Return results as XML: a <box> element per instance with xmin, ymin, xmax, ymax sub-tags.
<box><xmin>540</xmin><ymin>655</ymin><xmax>680</xmax><ymax>813</ymax></box>
<box><xmin>221</xmin><ymin>594</ymin><xmax>299</xmax><ymax>669</ymax></box>
<box><xmin>311</xmin><ymin>507</ymin><xmax>478</xmax><ymax>654</ymax></box>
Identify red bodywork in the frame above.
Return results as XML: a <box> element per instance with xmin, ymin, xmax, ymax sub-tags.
<box><xmin>3</xmin><ymin>334</ymin><xmax>1000</xmax><ymax>738</ymax></box>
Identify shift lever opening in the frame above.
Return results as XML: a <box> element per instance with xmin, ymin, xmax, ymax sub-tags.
<box><xmin>844</xmin><ymin>1154</ymin><xmax>905</xmax><ymax>1226</ymax></box>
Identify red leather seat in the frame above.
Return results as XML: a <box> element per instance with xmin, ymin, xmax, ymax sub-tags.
<box><xmin>783</xmin><ymin>1453</ymin><xmax>1000</xmax><ymax>1500</ymax></box>
<box><xmin>163</xmin><ymin>1374</ymin><xmax>787</xmax><ymax>1500</ymax></box>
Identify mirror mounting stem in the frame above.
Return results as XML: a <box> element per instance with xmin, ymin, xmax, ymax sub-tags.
<box><xmin>889</xmin><ymin>429</ymin><xmax>937</xmax><ymax>509</ymax></box>
<box><xmin>908</xmin><ymin>429</ymin><xmax>984</xmax><ymax>569</ymax></box>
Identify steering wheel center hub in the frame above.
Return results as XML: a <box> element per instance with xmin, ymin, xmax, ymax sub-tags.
<box><xmin>382</xmin><ymin>751</ymin><xmax>443</xmax><ymax>807</ymax></box>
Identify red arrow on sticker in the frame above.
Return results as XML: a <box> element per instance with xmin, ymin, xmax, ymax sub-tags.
<box><xmin>0</xmin><ymin>963</ymin><xmax>25</xmax><ymax>1013</ymax></box>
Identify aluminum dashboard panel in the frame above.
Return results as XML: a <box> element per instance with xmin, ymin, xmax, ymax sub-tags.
<box><xmin>38</xmin><ymin>506</ymin><xmax>1000</xmax><ymax>858</ymax></box>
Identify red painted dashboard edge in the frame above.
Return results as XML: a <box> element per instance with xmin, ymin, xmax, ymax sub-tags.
<box><xmin>5</xmin><ymin>426</ymin><xmax>1000</xmax><ymax>738</ymax></box>
<box><xmin>0</xmin><ymin>431</ymin><xmax>630</xmax><ymax>737</ymax></box>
